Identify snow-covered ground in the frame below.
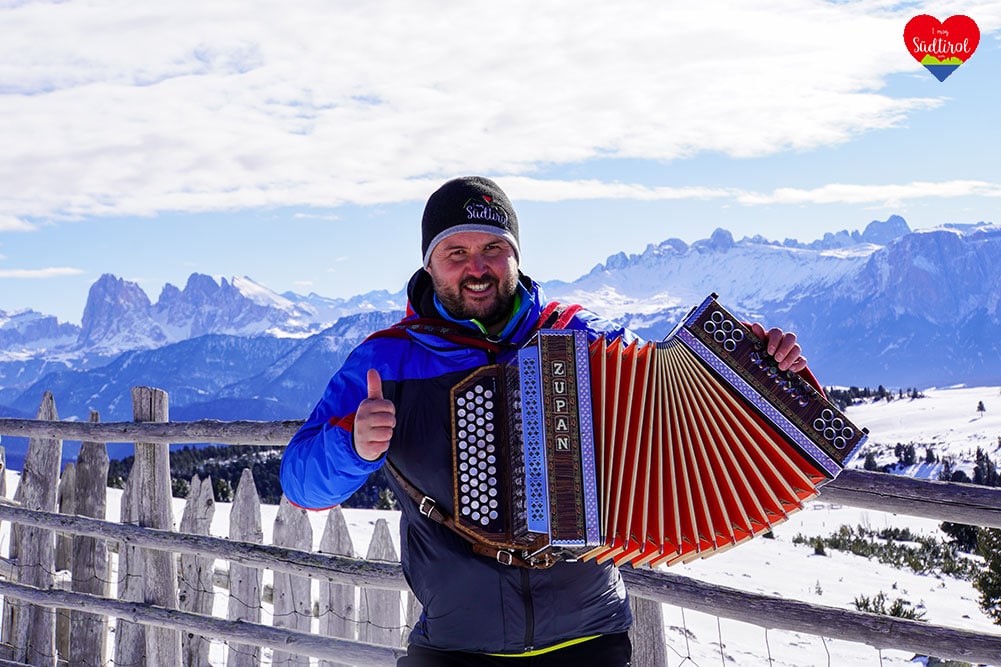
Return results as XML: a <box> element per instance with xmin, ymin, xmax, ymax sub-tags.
<box><xmin>3</xmin><ymin>385</ymin><xmax>1000</xmax><ymax>665</ymax></box>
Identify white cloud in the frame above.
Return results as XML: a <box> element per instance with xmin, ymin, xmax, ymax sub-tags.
<box><xmin>735</xmin><ymin>180</ymin><xmax>1001</xmax><ymax>207</ymax></box>
<box><xmin>0</xmin><ymin>215</ymin><xmax>34</xmax><ymax>231</ymax></box>
<box><xmin>0</xmin><ymin>0</ymin><xmax>996</xmax><ymax>223</ymax></box>
<box><xmin>0</xmin><ymin>267</ymin><xmax>85</xmax><ymax>279</ymax></box>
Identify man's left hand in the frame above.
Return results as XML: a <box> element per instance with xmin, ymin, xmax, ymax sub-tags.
<box><xmin>749</xmin><ymin>323</ymin><xmax>808</xmax><ymax>373</ymax></box>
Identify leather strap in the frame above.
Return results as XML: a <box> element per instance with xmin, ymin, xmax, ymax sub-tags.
<box><xmin>385</xmin><ymin>461</ymin><xmax>557</xmax><ymax>569</ymax></box>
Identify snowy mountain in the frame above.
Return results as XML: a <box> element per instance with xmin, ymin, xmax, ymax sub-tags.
<box><xmin>1</xmin><ymin>272</ymin><xmax>407</xmax><ymax>364</ymax></box>
<box><xmin>0</xmin><ymin>308</ymin><xmax>78</xmax><ymax>357</ymax></box>
<box><xmin>2</xmin><ymin>215</ymin><xmax>1000</xmax><ymax>425</ymax></box>
<box><xmin>545</xmin><ymin>218</ymin><xmax>1001</xmax><ymax>387</ymax></box>
<box><xmin>78</xmin><ymin>273</ymin><xmax>406</xmax><ymax>355</ymax></box>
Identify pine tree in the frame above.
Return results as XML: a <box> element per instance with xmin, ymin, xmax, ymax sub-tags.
<box><xmin>375</xmin><ymin>487</ymin><xmax>398</xmax><ymax>510</ymax></box>
<box><xmin>941</xmin><ymin>521</ymin><xmax>978</xmax><ymax>552</ymax></box>
<box><xmin>975</xmin><ymin>527</ymin><xmax>1001</xmax><ymax>624</ymax></box>
<box><xmin>863</xmin><ymin>451</ymin><xmax>879</xmax><ymax>471</ymax></box>
<box><xmin>213</xmin><ymin>477</ymin><xmax>234</xmax><ymax>503</ymax></box>
<box><xmin>973</xmin><ymin>448</ymin><xmax>999</xmax><ymax>487</ymax></box>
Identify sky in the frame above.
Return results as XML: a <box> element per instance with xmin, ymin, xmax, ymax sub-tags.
<box><xmin>1</xmin><ymin>0</ymin><xmax>1000</xmax><ymax>325</ymax></box>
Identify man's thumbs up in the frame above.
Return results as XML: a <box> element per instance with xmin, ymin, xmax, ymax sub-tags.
<box><xmin>354</xmin><ymin>368</ymin><xmax>396</xmax><ymax>461</ymax></box>
<box><xmin>367</xmin><ymin>367</ymin><xmax>384</xmax><ymax>400</ymax></box>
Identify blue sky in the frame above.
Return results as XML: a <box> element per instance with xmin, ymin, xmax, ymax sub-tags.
<box><xmin>1</xmin><ymin>0</ymin><xmax>999</xmax><ymax>324</ymax></box>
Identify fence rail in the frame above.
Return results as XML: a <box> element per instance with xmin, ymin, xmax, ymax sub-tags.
<box><xmin>1</xmin><ymin>390</ymin><xmax>1000</xmax><ymax>666</ymax></box>
<box><xmin>5</xmin><ymin>417</ymin><xmax>1001</xmax><ymax>529</ymax></box>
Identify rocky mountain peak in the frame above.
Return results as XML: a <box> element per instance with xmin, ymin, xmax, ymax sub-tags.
<box><xmin>78</xmin><ymin>274</ymin><xmax>162</xmax><ymax>350</ymax></box>
<box><xmin>861</xmin><ymin>215</ymin><xmax>912</xmax><ymax>245</ymax></box>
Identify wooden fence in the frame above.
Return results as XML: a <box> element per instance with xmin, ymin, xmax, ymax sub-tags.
<box><xmin>0</xmin><ymin>388</ymin><xmax>1000</xmax><ymax>666</ymax></box>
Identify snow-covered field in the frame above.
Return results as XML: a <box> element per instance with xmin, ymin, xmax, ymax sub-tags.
<box><xmin>3</xmin><ymin>384</ymin><xmax>1000</xmax><ymax>665</ymax></box>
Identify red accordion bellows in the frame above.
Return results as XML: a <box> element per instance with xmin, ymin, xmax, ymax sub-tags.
<box><xmin>585</xmin><ymin>335</ymin><xmax>830</xmax><ymax>568</ymax></box>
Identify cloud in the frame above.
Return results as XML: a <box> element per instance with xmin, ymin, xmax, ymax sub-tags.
<box><xmin>0</xmin><ymin>267</ymin><xmax>85</xmax><ymax>279</ymax></box>
<box><xmin>735</xmin><ymin>180</ymin><xmax>1001</xmax><ymax>207</ymax></box>
<box><xmin>0</xmin><ymin>215</ymin><xmax>35</xmax><ymax>231</ymax></box>
<box><xmin>0</xmin><ymin>0</ymin><xmax>994</xmax><ymax>223</ymax></box>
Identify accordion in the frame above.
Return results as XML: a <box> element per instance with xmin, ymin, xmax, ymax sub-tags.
<box><xmin>449</xmin><ymin>294</ymin><xmax>866</xmax><ymax>568</ymax></box>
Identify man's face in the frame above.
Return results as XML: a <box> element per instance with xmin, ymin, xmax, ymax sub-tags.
<box><xmin>426</xmin><ymin>231</ymin><xmax>519</xmax><ymax>330</ymax></box>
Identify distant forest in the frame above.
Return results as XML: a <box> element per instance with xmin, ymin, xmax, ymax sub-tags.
<box><xmin>825</xmin><ymin>385</ymin><xmax>924</xmax><ymax>411</ymax></box>
<box><xmin>107</xmin><ymin>444</ymin><xmax>393</xmax><ymax>509</ymax></box>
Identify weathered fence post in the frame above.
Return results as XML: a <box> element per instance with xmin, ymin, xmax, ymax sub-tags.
<box><xmin>628</xmin><ymin>594</ymin><xmax>666</xmax><ymax>667</ymax></box>
<box><xmin>116</xmin><ymin>458</ymin><xmax>145</xmax><ymax>661</ymax></box>
<box><xmin>0</xmin><ymin>444</ymin><xmax>7</xmax><ymax>498</ymax></box>
<box><xmin>55</xmin><ymin>462</ymin><xmax>76</xmax><ymax>661</ymax></box>
<box><xmin>271</xmin><ymin>496</ymin><xmax>313</xmax><ymax>667</ymax></box>
<box><xmin>126</xmin><ymin>386</ymin><xmax>181</xmax><ymax>666</ymax></box>
<box><xmin>70</xmin><ymin>410</ymin><xmax>110</xmax><ymax>667</ymax></box>
<box><xmin>318</xmin><ymin>506</ymin><xmax>357</xmax><ymax>667</ymax></box>
<box><xmin>178</xmin><ymin>475</ymin><xmax>216</xmax><ymax>667</ymax></box>
<box><xmin>3</xmin><ymin>391</ymin><xmax>62</xmax><ymax>665</ymax></box>
<box><xmin>227</xmin><ymin>469</ymin><xmax>263</xmax><ymax>667</ymax></box>
<box><xmin>358</xmin><ymin>518</ymin><xmax>402</xmax><ymax>648</ymax></box>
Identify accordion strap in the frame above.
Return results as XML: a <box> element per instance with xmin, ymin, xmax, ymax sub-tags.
<box><xmin>385</xmin><ymin>461</ymin><xmax>556</xmax><ymax>570</ymax></box>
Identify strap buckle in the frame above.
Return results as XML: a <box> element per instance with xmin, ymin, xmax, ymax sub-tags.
<box><xmin>496</xmin><ymin>550</ymin><xmax>514</xmax><ymax>566</ymax></box>
<box><xmin>419</xmin><ymin>496</ymin><xmax>437</xmax><ymax>518</ymax></box>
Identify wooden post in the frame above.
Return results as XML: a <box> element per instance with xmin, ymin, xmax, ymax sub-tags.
<box><xmin>178</xmin><ymin>475</ymin><xmax>216</xmax><ymax>667</ymax></box>
<box><xmin>318</xmin><ymin>507</ymin><xmax>357</xmax><ymax>667</ymax></box>
<box><xmin>271</xmin><ymin>497</ymin><xmax>313</xmax><ymax>667</ymax></box>
<box><xmin>357</xmin><ymin>519</ymin><xmax>402</xmax><ymax>648</ymax></box>
<box><xmin>0</xmin><ymin>444</ymin><xmax>7</xmax><ymax>497</ymax></box>
<box><xmin>55</xmin><ymin>462</ymin><xmax>77</xmax><ymax>662</ymax></box>
<box><xmin>404</xmin><ymin>593</ymin><xmax>422</xmax><ymax>646</ymax></box>
<box><xmin>129</xmin><ymin>386</ymin><xmax>181</xmax><ymax>666</ymax></box>
<box><xmin>71</xmin><ymin>410</ymin><xmax>110</xmax><ymax>667</ymax></box>
<box><xmin>4</xmin><ymin>392</ymin><xmax>62</xmax><ymax>665</ymax></box>
<box><xmin>116</xmin><ymin>458</ymin><xmax>145</xmax><ymax>663</ymax></box>
<box><xmin>227</xmin><ymin>468</ymin><xmax>263</xmax><ymax>667</ymax></box>
<box><xmin>628</xmin><ymin>595</ymin><xmax>666</xmax><ymax>667</ymax></box>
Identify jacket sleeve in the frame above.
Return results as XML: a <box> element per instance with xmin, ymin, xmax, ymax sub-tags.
<box><xmin>279</xmin><ymin>342</ymin><xmax>387</xmax><ymax>509</ymax></box>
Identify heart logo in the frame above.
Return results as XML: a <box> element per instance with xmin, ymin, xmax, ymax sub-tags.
<box><xmin>904</xmin><ymin>15</ymin><xmax>980</xmax><ymax>81</ymax></box>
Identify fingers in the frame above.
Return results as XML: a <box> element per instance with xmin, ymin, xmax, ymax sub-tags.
<box><xmin>367</xmin><ymin>368</ymin><xmax>384</xmax><ymax>400</ymax></box>
<box><xmin>355</xmin><ymin>369</ymin><xmax>395</xmax><ymax>461</ymax></box>
<box><xmin>750</xmin><ymin>323</ymin><xmax>807</xmax><ymax>373</ymax></box>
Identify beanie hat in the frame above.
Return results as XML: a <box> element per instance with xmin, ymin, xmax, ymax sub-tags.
<box><xmin>421</xmin><ymin>176</ymin><xmax>520</xmax><ymax>268</ymax></box>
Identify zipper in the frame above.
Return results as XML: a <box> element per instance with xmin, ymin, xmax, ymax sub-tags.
<box><xmin>520</xmin><ymin>568</ymin><xmax>535</xmax><ymax>651</ymax></box>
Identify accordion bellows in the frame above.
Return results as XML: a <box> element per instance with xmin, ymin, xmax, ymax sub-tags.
<box><xmin>450</xmin><ymin>294</ymin><xmax>866</xmax><ymax>568</ymax></box>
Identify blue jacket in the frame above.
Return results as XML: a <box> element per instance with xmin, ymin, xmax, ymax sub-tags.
<box><xmin>280</xmin><ymin>270</ymin><xmax>635</xmax><ymax>654</ymax></box>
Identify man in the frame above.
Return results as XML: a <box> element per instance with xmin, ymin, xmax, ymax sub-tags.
<box><xmin>280</xmin><ymin>176</ymin><xmax>808</xmax><ymax>666</ymax></box>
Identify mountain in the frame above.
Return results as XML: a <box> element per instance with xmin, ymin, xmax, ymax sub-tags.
<box><xmin>0</xmin><ymin>308</ymin><xmax>78</xmax><ymax>356</ymax></box>
<box><xmin>0</xmin><ymin>272</ymin><xmax>407</xmax><ymax>399</ymax></box>
<box><xmin>544</xmin><ymin>219</ymin><xmax>1001</xmax><ymax>387</ymax></box>
<box><xmin>6</xmin><ymin>310</ymin><xmax>401</xmax><ymax>424</ymax></box>
<box><xmin>77</xmin><ymin>273</ymin><xmax>406</xmax><ymax>356</ymax></box>
<box><xmin>2</xmin><ymin>215</ymin><xmax>1000</xmax><ymax>431</ymax></box>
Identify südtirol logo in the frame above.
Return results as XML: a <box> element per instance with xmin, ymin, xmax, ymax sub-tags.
<box><xmin>904</xmin><ymin>14</ymin><xmax>980</xmax><ymax>82</ymax></box>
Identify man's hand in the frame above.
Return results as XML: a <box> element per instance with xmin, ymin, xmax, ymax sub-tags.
<box><xmin>353</xmin><ymin>369</ymin><xmax>396</xmax><ymax>461</ymax></box>
<box><xmin>749</xmin><ymin>323</ymin><xmax>808</xmax><ymax>373</ymax></box>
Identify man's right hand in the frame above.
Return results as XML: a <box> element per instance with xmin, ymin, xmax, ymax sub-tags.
<box><xmin>353</xmin><ymin>368</ymin><xmax>396</xmax><ymax>461</ymax></box>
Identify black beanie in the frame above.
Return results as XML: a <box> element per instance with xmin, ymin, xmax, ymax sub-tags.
<box><xmin>421</xmin><ymin>176</ymin><xmax>520</xmax><ymax>268</ymax></box>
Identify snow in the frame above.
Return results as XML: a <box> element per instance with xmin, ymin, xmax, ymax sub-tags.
<box><xmin>231</xmin><ymin>276</ymin><xmax>297</xmax><ymax>310</ymax></box>
<box><xmin>545</xmin><ymin>240</ymin><xmax>874</xmax><ymax>321</ymax></box>
<box><xmin>849</xmin><ymin>386</ymin><xmax>1001</xmax><ymax>447</ymax></box>
<box><xmin>3</xmin><ymin>386</ymin><xmax>1001</xmax><ymax>665</ymax></box>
